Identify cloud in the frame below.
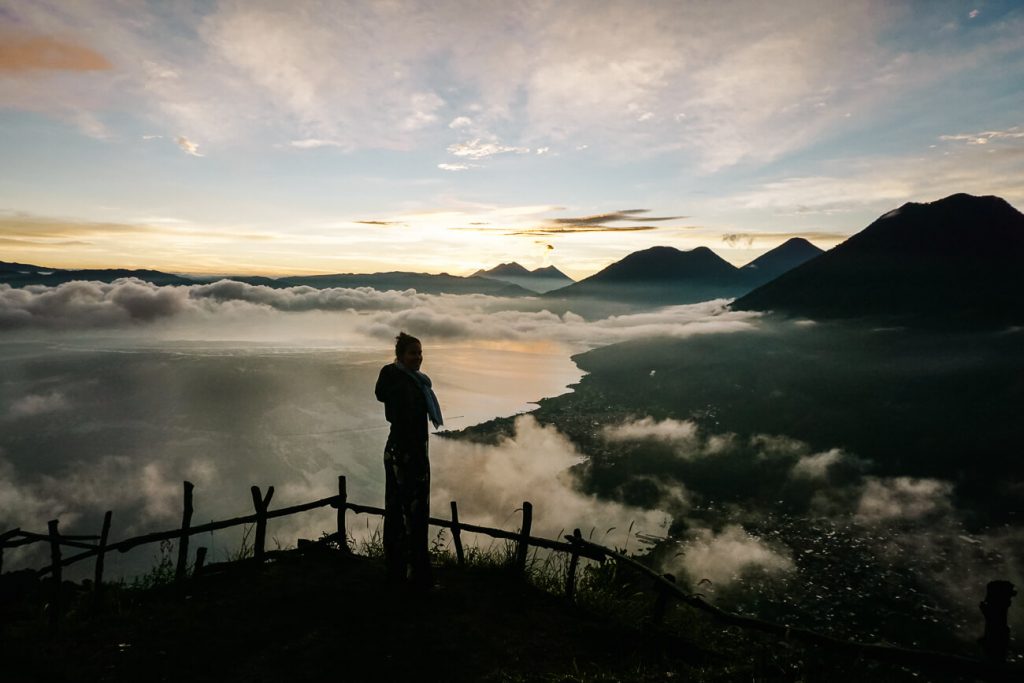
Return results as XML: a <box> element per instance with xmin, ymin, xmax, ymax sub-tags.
<box><xmin>0</xmin><ymin>279</ymin><xmax>760</xmax><ymax>355</ymax></box>
<box><xmin>0</xmin><ymin>34</ymin><xmax>111</xmax><ymax>72</ymax></box>
<box><xmin>0</xmin><ymin>213</ymin><xmax>157</xmax><ymax>239</ymax></box>
<box><xmin>603</xmin><ymin>417</ymin><xmax>698</xmax><ymax>444</ymax></box>
<box><xmin>8</xmin><ymin>391</ymin><xmax>68</xmax><ymax>418</ymax></box>
<box><xmin>455</xmin><ymin>208</ymin><xmax>694</xmax><ymax>237</ymax></box>
<box><xmin>730</xmin><ymin>174</ymin><xmax>916</xmax><ymax>215</ymax></box>
<box><xmin>0</xmin><ymin>448</ymin><xmax>204</xmax><ymax>558</ymax></box>
<box><xmin>3</xmin><ymin>1</ymin><xmax>1021</xmax><ymax>175</ymax></box>
<box><xmin>447</xmin><ymin>138</ymin><xmax>530</xmax><ymax>160</ymax></box>
<box><xmin>721</xmin><ymin>231</ymin><xmax>845</xmax><ymax>247</ymax></box>
<box><xmin>939</xmin><ymin>126</ymin><xmax>1024</xmax><ymax>145</ymax></box>
<box><xmin>432</xmin><ymin>416</ymin><xmax>671</xmax><ymax>542</ymax></box>
<box><xmin>438</xmin><ymin>162</ymin><xmax>473</xmax><ymax>171</ymax></box>
<box><xmin>355</xmin><ymin>220</ymin><xmax>402</xmax><ymax>226</ymax></box>
<box><xmin>507</xmin><ymin>226</ymin><xmax>658</xmax><ymax>236</ymax></box>
<box><xmin>600</xmin><ymin>417</ymin><xmax>823</xmax><ymax>463</ymax></box>
<box><xmin>70</xmin><ymin>109</ymin><xmax>110</xmax><ymax>139</ymax></box>
<box><xmin>290</xmin><ymin>138</ymin><xmax>343</xmax><ymax>148</ymax></box>
<box><xmin>791</xmin><ymin>448</ymin><xmax>845</xmax><ymax>479</ymax></box>
<box><xmin>500</xmin><ymin>209</ymin><xmax>691</xmax><ymax>236</ymax></box>
<box><xmin>175</xmin><ymin>135</ymin><xmax>203</xmax><ymax>156</ymax></box>
<box><xmin>721</xmin><ymin>233</ymin><xmax>756</xmax><ymax>247</ymax></box>
<box><xmin>552</xmin><ymin>210</ymin><xmax>685</xmax><ymax>226</ymax></box>
<box><xmin>0</xmin><ymin>279</ymin><xmax>293</xmax><ymax>330</ymax></box>
<box><xmin>188</xmin><ymin>279</ymin><xmax>432</xmax><ymax>313</ymax></box>
<box><xmin>399</xmin><ymin>91</ymin><xmax>444</xmax><ymax>131</ymax></box>
<box><xmin>0</xmin><ymin>212</ymin><xmax>276</xmax><ymax>267</ymax></box>
<box><xmin>362</xmin><ymin>299</ymin><xmax>758</xmax><ymax>348</ymax></box>
<box><xmin>855</xmin><ymin>477</ymin><xmax>954</xmax><ymax>523</ymax></box>
<box><xmin>0</xmin><ymin>456</ymin><xmax>61</xmax><ymax>541</ymax></box>
<box><xmin>0</xmin><ymin>237</ymin><xmax>91</xmax><ymax>249</ymax></box>
<box><xmin>728</xmin><ymin>136</ymin><xmax>1024</xmax><ymax>215</ymax></box>
<box><xmin>665</xmin><ymin>524</ymin><xmax>795</xmax><ymax>587</ymax></box>
<box><xmin>0</xmin><ymin>279</ymin><xmax>187</xmax><ymax>329</ymax></box>
<box><xmin>720</xmin><ymin>231</ymin><xmax>845</xmax><ymax>247</ymax></box>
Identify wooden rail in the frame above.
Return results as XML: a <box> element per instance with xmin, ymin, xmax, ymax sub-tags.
<box><xmin>0</xmin><ymin>478</ymin><xmax>603</xmax><ymax>580</ymax></box>
<box><xmin>1</xmin><ymin>476</ymin><xmax>1017</xmax><ymax>681</ymax></box>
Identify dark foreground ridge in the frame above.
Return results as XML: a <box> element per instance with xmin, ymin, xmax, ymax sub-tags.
<box><xmin>0</xmin><ymin>549</ymin><xmax>714</xmax><ymax>682</ymax></box>
<box><xmin>4</xmin><ymin>546</ymin><xmax>1011</xmax><ymax>683</ymax></box>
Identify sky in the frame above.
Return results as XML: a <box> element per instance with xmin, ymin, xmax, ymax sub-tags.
<box><xmin>1</xmin><ymin>0</ymin><xmax>1022</xmax><ymax>279</ymax></box>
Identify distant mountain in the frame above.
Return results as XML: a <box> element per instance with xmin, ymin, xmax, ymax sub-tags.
<box><xmin>473</xmin><ymin>262</ymin><xmax>532</xmax><ymax>278</ymax></box>
<box><xmin>732</xmin><ymin>193</ymin><xmax>1024</xmax><ymax>328</ymax></box>
<box><xmin>739</xmin><ymin>238</ymin><xmax>824</xmax><ymax>288</ymax></box>
<box><xmin>547</xmin><ymin>246</ymin><xmax>749</xmax><ymax>304</ymax></box>
<box><xmin>274</xmin><ymin>272</ymin><xmax>532</xmax><ymax>296</ymax></box>
<box><xmin>0</xmin><ymin>264</ymin><xmax>194</xmax><ymax>287</ymax></box>
<box><xmin>0</xmin><ymin>263</ymin><xmax>533</xmax><ymax>297</ymax></box>
<box><xmin>473</xmin><ymin>262</ymin><xmax>574</xmax><ymax>294</ymax></box>
<box><xmin>188</xmin><ymin>275</ymin><xmax>281</xmax><ymax>287</ymax></box>
<box><xmin>0</xmin><ymin>260</ymin><xmax>50</xmax><ymax>274</ymax></box>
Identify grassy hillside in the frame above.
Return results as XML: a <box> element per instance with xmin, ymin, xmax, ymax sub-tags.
<box><xmin>0</xmin><ymin>539</ymin><xmax>965</xmax><ymax>682</ymax></box>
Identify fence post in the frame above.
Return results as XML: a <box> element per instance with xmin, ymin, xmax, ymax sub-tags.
<box><xmin>337</xmin><ymin>475</ymin><xmax>349</xmax><ymax>552</ymax></box>
<box><xmin>979</xmin><ymin>580</ymin><xmax>1016</xmax><ymax>663</ymax></box>
<box><xmin>251</xmin><ymin>485</ymin><xmax>274</xmax><ymax>561</ymax></box>
<box><xmin>194</xmin><ymin>547</ymin><xmax>208</xmax><ymax>577</ymax></box>
<box><xmin>565</xmin><ymin>528</ymin><xmax>582</xmax><ymax>600</ymax></box>
<box><xmin>47</xmin><ymin>519</ymin><xmax>62</xmax><ymax>626</ymax></box>
<box><xmin>450</xmin><ymin>501</ymin><xmax>465</xmax><ymax>566</ymax></box>
<box><xmin>0</xmin><ymin>529</ymin><xmax>17</xmax><ymax>572</ymax></box>
<box><xmin>515</xmin><ymin>501</ymin><xmax>533</xmax><ymax>573</ymax></box>
<box><xmin>175</xmin><ymin>481</ymin><xmax>194</xmax><ymax>583</ymax></box>
<box><xmin>93</xmin><ymin>510</ymin><xmax>112</xmax><ymax>591</ymax></box>
<box><xmin>649</xmin><ymin>573</ymin><xmax>677</xmax><ymax>629</ymax></box>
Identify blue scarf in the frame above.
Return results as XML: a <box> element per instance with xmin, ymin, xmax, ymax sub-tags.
<box><xmin>396</xmin><ymin>362</ymin><xmax>444</xmax><ymax>428</ymax></box>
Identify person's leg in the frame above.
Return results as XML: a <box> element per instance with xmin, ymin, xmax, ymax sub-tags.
<box><xmin>382</xmin><ymin>450</ymin><xmax>407</xmax><ymax>583</ymax></box>
<box><xmin>407</xmin><ymin>445</ymin><xmax>433</xmax><ymax>588</ymax></box>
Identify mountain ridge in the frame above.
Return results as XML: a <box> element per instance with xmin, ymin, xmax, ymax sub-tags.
<box><xmin>739</xmin><ymin>238</ymin><xmax>824</xmax><ymax>287</ymax></box>
<box><xmin>2</xmin><ymin>237</ymin><xmax>827</xmax><ymax>303</ymax></box>
<box><xmin>472</xmin><ymin>261</ymin><xmax>574</xmax><ymax>294</ymax></box>
<box><xmin>546</xmin><ymin>240</ymin><xmax>822</xmax><ymax>304</ymax></box>
<box><xmin>732</xmin><ymin>193</ymin><xmax>1024</xmax><ymax>327</ymax></box>
<box><xmin>0</xmin><ymin>263</ymin><xmax>534</xmax><ymax>297</ymax></box>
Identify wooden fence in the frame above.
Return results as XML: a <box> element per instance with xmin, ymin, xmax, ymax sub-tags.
<box><xmin>1</xmin><ymin>475</ymin><xmax>1019</xmax><ymax>681</ymax></box>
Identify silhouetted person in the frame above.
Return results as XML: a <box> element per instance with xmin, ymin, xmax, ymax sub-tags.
<box><xmin>375</xmin><ymin>332</ymin><xmax>443</xmax><ymax>590</ymax></box>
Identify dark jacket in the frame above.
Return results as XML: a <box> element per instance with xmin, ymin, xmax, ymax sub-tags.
<box><xmin>375</xmin><ymin>363</ymin><xmax>428</xmax><ymax>452</ymax></box>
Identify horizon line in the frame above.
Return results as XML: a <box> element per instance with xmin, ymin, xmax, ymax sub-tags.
<box><xmin>2</xmin><ymin>236</ymin><xmax>837</xmax><ymax>282</ymax></box>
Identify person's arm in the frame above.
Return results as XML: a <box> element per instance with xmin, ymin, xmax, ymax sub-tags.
<box><xmin>376</xmin><ymin>365</ymin><xmax>401</xmax><ymax>426</ymax></box>
<box><xmin>375</xmin><ymin>366</ymin><xmax>390</xmax><ymax>404</ymax></box>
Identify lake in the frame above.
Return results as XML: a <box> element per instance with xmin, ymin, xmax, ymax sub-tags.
<box><xmin>0</xmin><ymin>335</ymin><xmax>586</xmax><ymax>578</ymax></box>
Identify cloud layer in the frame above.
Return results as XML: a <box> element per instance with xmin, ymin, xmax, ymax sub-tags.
<box><xmin>0</xmin><ymin>279</ymin><xmax>758</xmax><ymax>348</ymax></box>
<box><xmin>5</xmin><ymin>0</ymin><xmax>1019</xmax><ymax>173</ymax></box>
<box><xmin>432</xmin><ymin>416</ymin><xmax>670</xmax><ymax>543</ymax></box>
<box><xmin>667</xmin><ymin>524</ymin><xmax>795</xmax><ymax>587</ymax></box>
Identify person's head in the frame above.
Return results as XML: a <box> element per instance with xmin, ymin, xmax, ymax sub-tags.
<box><xmin>394</xmin><ymin>331</ymin><xmax>423</xmax><ymax>372</ymax></box>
